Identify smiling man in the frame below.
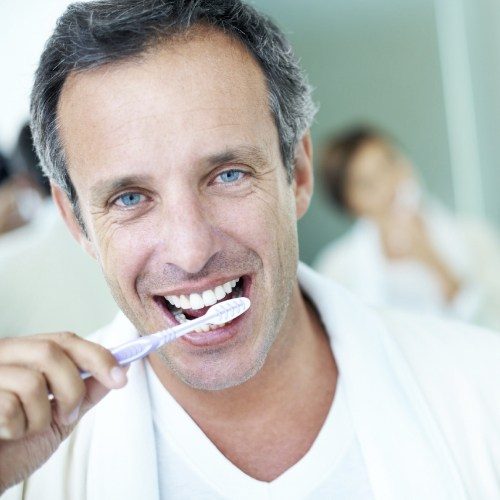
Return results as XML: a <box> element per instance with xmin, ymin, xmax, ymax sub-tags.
<box><xmin>55</xmin><ymin>28</ymin><xmax>313</xmax><ymax>395</ymax></box>
<box><xmin>1</xmin><ymin>1</ymin><xmax>500</xmax><ymax>499</ymax></box>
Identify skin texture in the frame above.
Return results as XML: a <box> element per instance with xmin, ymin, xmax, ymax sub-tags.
<box><xmin>0</xmin><ymin>28</ymin><xmax>338</xmax><ymax>485</ymax></box>
<box><xmin>345</xmin><ymin>138</ymin><xmax>461</xmax><ymax>301</ymax></box>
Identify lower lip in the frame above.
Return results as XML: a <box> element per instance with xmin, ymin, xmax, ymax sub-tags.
<box><xmin>180</xmin><ymin>312</ymin><xmax>247</xmax><ymax>347</ymax></box>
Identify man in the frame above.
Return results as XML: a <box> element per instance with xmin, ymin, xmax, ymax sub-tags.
<box><xmin>0</xmin><ymin>1</ymin><xmax>499</xmax><ymax>499</ymax></box>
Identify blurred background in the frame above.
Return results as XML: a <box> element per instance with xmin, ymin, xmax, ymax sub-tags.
<box><xmin>1</xmin><ymin>0</ymin><xmax>500</xmax><ymax>335</ymax></box>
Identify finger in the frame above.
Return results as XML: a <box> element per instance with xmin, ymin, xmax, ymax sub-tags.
<box><xmin>0</xmin><ymin>334</ymin><xmax>128</xmax><ymax>392</ymax></box>
<box><xmin>0</xmin><ymin>389</ymin><xmax>26</xmax><ymax>440</ymax></box>
<box><xmin>43</xmin><ymin>333</ymin><xmax>129</xmax><ymax>390</ymax></box>
<box><xmin>0</xmin><ymin>335</ymin><xmax>127</xmax><ymax>425</ymax></box>
<box><xmin>45</xmin><ymin>336</ymin><xmax>129</xmax><ymax>425</ymax></box>
<box><xmin>0</xmin><ymin>366</ymin><xmax>51</xmax><ymax>437</ymax></box>
<box><xmin>35</xmin><ymin>339</ymin><xmax>87</xmax><ymax>425</ymax></box>
<box><xmin>0</xmin><ymin>338</ymin><xmax>86</xmax><ymax>424</ymax></box>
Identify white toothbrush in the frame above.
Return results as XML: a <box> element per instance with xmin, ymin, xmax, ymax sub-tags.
<box><xmin>79</xmin><ymin>297</ymin><xmax>251</xmax><ymax>380</ymax></box>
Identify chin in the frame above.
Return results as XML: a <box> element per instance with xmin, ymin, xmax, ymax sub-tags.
<box><xmin>157</xmin><ymin>334</ymin><xmax>270</xmax><ymax>391</ymax></box>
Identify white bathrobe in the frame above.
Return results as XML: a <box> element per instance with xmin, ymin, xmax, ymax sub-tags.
<box><xmin>3</xmin><ymin>264</ymin><xmax>500</xmax><ymax>499</ymax></box>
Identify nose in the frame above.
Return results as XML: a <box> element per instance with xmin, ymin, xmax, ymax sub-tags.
<box><xmin>156</xmin><ymin>191</ymin><xmax>222</xmax><ymax>275</ymax></box>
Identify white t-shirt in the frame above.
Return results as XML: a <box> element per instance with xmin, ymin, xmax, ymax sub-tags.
<box><xmin>146</xmin><ymin>362</ymin><xmax>374</xmax><ymax>499</ymax></box>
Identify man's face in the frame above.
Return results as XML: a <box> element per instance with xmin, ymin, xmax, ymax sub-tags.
<box><xmin>56</xmin><ymin>30</ymin><xmax>311</xmax><ymax>390</ymax></box>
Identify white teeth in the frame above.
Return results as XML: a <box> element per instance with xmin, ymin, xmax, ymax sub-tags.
<box><xmin>194</xmin><ymin>322</ymin><xmax>226</xmax><ymax>333</ymax></box>
<box><xmin>194</xmin><ymin>325</ymin><xmax>210</xmax><ymax>333</ymax></box>
<box><xmin>180</xmin><ymin>295</ymin><xmax>190</xmax><ymax>309</ymax></box>
<box><xmin>174</xmin><ymin>311</ymin><xmax>187</xmax><ymax>323</ymax></box>
<box><xmin>189</xmin><ymin>293</ymin><xmax>204</xmax><ymax>310</ymax></box>
<box><xmin>202</xmin><ymin>289</ymin><xmax>217</xmax><ymax>306</ymax></box>
<box><xmin>165</xmin><ymin>277</ymin><xmax>242</xmax><ymax>311</ymax></box>
<box><xmin>167</xmin><ymin>295</ymin><xmax>181</xmax><ymax>308</ymax></box>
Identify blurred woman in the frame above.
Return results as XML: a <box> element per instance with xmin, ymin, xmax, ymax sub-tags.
<box><xmin>314</xmin><ymin>125</ymin><xmax>500</xmax><ymax>330</ymax></box>
<box><xmin>0</xmin><ymin>123</ymin><xmax>50</xmax><ymax>236</ymax></box>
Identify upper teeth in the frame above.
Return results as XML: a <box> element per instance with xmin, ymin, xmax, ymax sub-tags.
<box><xmin>165</xmin><ymin>278</ymin><xmax>240</xmax><ymax>310</ymax></box>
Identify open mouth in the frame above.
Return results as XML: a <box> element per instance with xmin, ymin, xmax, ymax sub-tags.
<box><xmin>158</xmin><ymin>276</ymin><xmax>247</xmax><ymax>334</ymax></box>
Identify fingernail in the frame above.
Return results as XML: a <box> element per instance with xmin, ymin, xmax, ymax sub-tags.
<box><xmin>0</xmin><ymin>426</ymin><xmax>13</xmax><ymax>440</ymax></box>
<box><xmin>110</xmin><ymin>366</ymin><xmax>127</xmax><ymax>385</ymax></box>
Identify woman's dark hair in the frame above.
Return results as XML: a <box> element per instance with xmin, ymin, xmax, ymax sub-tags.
<box><xmin>320</xmin><ymin>125</ymin><xmax>388</xmax><ymax>211</ymax></box>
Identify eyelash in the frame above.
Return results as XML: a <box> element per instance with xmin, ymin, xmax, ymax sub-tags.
<box><xmin>112</xmin><ymin>192</ymin><xmax>147</xmax><ymax>208</ymax></box>
<box><xmin>212</xmin><ymin>168</ymin><xmax>249</xmax><ymax>185</ymax></box>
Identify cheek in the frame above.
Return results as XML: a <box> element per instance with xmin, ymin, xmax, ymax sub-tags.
<box><xmin>346</xmin><ymin>187</ymin><xmax>367</xmax><ymax>214</ymax></box>
<box><xmin>93</xmin><ymin>221</ymin><xmax>154</xmax><ymax>291</ymax></box>
<box><xmin>212</xmin><ymin>182</ymin><xmax>296</xmax><ymax>254</ymax></box>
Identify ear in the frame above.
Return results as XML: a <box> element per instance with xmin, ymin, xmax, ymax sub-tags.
<box><xmin>51</xmin><ymin>182</ymin><xmax>97</xmax><ymax>260</ymax></box>
<box><xmin>292</xmin><ymin>132</ymin><xmax>314</xmax><ymax>220</ymax></box>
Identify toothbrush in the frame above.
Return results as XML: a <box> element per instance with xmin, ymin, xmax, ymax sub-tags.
<box><xmin>79</xmin><ymin>297</ymin><xmax>251</xmax><ymax>380</ymax></box>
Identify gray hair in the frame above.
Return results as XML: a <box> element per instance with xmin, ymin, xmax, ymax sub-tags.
<box><xmin>31</xmin><ymin>0</ymin><xmax>317</xmax><ymax>205</ymax></box>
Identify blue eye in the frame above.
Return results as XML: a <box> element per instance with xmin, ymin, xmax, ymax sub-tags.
<box><xmin>217</xmin><ymin>169</ymin><xmax>244</xmax><ymax>184</ymax></box>
<box><xmin>115</xmin><ymin>192</ymin><xmax>144</xmax><ymax>207</ymax></box>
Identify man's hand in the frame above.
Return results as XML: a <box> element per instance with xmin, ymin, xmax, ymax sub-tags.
<box><xmin>0</xmin><ymin>332</ymin><xmax>128</xmax><ymax>494</ymax></box>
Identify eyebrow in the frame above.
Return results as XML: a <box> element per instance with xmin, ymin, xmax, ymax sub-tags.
<box><xmin>201</xmin><ymin>145</ymin><xmax>269</xmax><ymax>169</ymax></box>
<box><xmin>89</xmin><ymin>144</ymin><xmax>270</xmax><ymax>204</ymax></box>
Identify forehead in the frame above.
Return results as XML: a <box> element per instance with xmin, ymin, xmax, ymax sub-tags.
<box><xmin>349</xmin><ymin>140</ymin><xmax>394</xmax><ymax>177</ymax></box>
<box><xmin>57</xmin><ymin>27</ymin><xmax>277</xmax><ymax>184</ymax></box>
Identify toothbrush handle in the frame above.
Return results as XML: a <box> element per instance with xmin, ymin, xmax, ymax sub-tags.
<box><xmin>79</xmin><ymin>336</ymin><xmax>159</xmax><ymax>380</ymax></box>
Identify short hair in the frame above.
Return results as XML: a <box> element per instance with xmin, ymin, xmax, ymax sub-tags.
<box><xmin>320</xmin><ymin>125</ymin><xmax>391</xmax><ymax>212</ymax></box>
<box><xmin>31</xmin><ymin>0</ymin><xmax>317</xmax><ymax>209</ymax></box>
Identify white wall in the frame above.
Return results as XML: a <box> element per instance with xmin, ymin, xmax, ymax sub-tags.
<box><xmin>0</xmin><ymin>0</ymin><xmax>84</xmax><ymax>152</ymax></box>
<box><xmin>462</xmin><ymin>0</ymin><xmax>500</xmax><ymax>225</ymax></box>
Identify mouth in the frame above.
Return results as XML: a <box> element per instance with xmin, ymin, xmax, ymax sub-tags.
<box><xmin>155</xmin><ymin>276</ymin><xmax>249</xmax><ymax>339</ymax></box>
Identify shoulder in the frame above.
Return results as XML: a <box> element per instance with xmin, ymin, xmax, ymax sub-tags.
<box><xmin>376</xmin><ymin>308</ymin><xmax>500</xmax><ymax>491</ymax></box>
<box><xmin>378</xmin><ymin>309</ymin><xmax>500</xmax><ymax>405</ymax></box>
<box><xmin>379</xmin><ymin>307</ymin><xmax>500</xmax><ymax>362</ymax></box>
